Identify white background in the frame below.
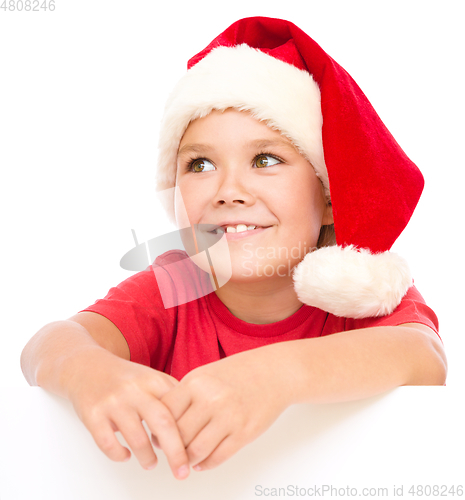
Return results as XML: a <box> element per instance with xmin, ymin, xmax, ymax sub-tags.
<box><xmin>2</xmin><ymin>0</ymin><xmax>463</xmax><ymax>385</ymax></box>
<box><xmin>0</xmin><ymin>0</ymin><xmax>463</xmax><ymax>490</ymax></box>
<box><xmin>1</xmin><ymin>386</ymin><xmax>462</xmax><ymax>499</ymax></box>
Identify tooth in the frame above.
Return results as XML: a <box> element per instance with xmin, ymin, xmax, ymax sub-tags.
<box><xmin>236</xmin><ymin>224</ymin><xmax>248</xmax><ymax>233</ymax></box>
<box><xmin>216</xmin><ymin>227</ymin><xmax>225</xmax><ymax>234</ymax></box>
<box><xmin>226</xmin><ymin>226</ymin><xmax>236</xmax><ymax>233</ymax></box>
<box><xmin>247</xmin><ymin>225</ymin><xmax>256</xmax><ymax>231</ymax></box>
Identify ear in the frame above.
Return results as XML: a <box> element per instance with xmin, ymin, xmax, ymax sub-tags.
<box><xmin>322</xmin><ymin>202</ymin><xmax>334</xmax><ymax>226</ymax></box>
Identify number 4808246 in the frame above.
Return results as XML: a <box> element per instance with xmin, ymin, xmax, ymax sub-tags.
<box><xmin>0</xmin><ymin>0</ymin><xmax>56</xmax><ymax>11</ymax></box>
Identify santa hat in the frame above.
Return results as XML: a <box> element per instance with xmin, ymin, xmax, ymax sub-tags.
<box><xmin>156</xmin><ymin>17</ymin><xmax>423</xmax><ymax>319</ymax></box>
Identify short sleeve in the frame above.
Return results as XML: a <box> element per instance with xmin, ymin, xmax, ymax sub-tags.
<box><xmin>345</xmin><ymin>286</ymin><xmax>441</xmax><ymax>341</ymax></box>
<box><xmin>79</xmin><ymin>267</ymin><xmax>177</xmax><ymax>370</ymax></box>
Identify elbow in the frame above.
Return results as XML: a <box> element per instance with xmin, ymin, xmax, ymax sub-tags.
<box><xmin>405</xmin><ymin>357</ymin><xmax>447</xmax><ymax>387</ymax></box>
<box><xmin>429</xmin><ymin>344</ymin><xmax>448</xmax><ymax>385</ymax></box>
<box><xmin>20</xmin><ymin>320</ymin><xmax>63</xmax><ymax>387</ymax></box>
<box><xmin>406</xmin><ymin>328</ymin><xmax>448</xmax><ymax>386</ymax></box>
<box><xmin>422</xmin><ymin>350</ymin><xmax>447</xmax><ymax>386</ymax></box>
<box><xmin>425</xmin><ymin>332</ymin><xmax>448</xmax><ymax>385</ymax></box>
<box><xmin>20</xmin><ymin>339</ymin><xmax>37</xmax><ymax>386</ymax></box>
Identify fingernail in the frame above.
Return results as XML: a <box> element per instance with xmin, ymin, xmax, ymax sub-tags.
<box><xmin>123</xmin><ymin>455</ymin><xmax>131</xmax><ymax>462</ymax></box>
<box><xmin>145</xmin><ymin>462</ymin><xmax>157</xmax><ymax>470</ymax></box>
<box><xmin>193</xmin><ymin>465</ymin><xmax>202</xmax><ymax>472</ymax></box>
<box><xmin>177</xmin><ymin>465</ymin><xmax>189</xmax><ymax>479</ymax></box>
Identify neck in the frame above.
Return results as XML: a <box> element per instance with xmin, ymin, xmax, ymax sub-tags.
<box><xmin>213</xmin><ymin>275</ymin><xmax>304</xmax><ymax>324</ymax></box>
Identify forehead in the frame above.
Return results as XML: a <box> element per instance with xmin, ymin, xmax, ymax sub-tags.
<box><xmin>178</xmin><ymin>109</ymin><xmax>294</xmax><ymax>148</ymax></box>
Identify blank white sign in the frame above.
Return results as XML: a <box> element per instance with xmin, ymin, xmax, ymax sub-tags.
<box><xmin>0</xmin><ymin>387</ymin><xmax>462</xmax><ymax>500</ymax></box>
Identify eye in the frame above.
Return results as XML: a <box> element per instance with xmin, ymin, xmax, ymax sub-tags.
<box><xmin>189</xmin><ymin>158</ymin><xmax>215</xmax><ymax>173</ymax></box>
<box><xmin>254</xmin><ymin>154</ymin><xmax>281</xmax><ymax>168</ymax></box>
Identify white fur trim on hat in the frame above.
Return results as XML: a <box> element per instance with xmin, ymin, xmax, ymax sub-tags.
<box><xmin>156</xmin><ymin>44</ymin><xmax>329</xmax><ymax>221</ymax></box>
<box><xmin>292</xmin><ymin>245</ymin><xmax>413</xmax><ymax>318</ymax></box>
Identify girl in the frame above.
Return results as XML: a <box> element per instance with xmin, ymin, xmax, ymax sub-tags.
<box><xmin>20</xmin><ymin>17</ymin><xmax>447</xmax><ymax>481</ymax></box>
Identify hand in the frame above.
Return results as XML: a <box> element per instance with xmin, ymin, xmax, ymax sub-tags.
<box><xmin>66</xmin><ymin>351</ymin><xmax>190</xmax><ymax>479</ymax></box>
<box><xmin>160</xmin><ymin>347</ymin><xmax>292</xmax><ymax>471</ymax></box>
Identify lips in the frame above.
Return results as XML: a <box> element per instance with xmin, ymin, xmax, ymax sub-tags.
<box><xmin>209</xmin><ymin>221</ymin><xmax>270</xmax><ymax>232</ymax></box>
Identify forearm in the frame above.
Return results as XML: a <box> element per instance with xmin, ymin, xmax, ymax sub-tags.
<box><xmin>258</xmin><ymin>325</ymin><xmax>447</xmax><ymax>406</ymax></box>
<box><xmin>20</xmin><ymin>320</ymin><xmax>118</xmax><ymax>399</ymax></box>
<box><xmin>21</xmin><ymin>321</ymin><xmax>191</xmax><ymax>477</ymax></box>
<box><xmin>158</xmin><ymin>324</ymin><xmax>446</xmax><ymax>472</ymax></box>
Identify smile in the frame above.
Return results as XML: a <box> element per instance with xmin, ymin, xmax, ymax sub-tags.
<box><xmin>213</xmin><ymin>226</ymin><xmax>271</xmax><ymax>240</ymax></box>
<box><xmin>213</xmin><ymin>224</ymin><xmax>260</xmax><ymax>234</ymax></box>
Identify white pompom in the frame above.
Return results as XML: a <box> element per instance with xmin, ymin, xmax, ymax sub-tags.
<box><xmin>292</xmin><ymin>245</ymin><xmax>413</xmax><ymax>318</ymax></box>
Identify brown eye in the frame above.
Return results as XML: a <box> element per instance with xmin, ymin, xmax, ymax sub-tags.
<box><xmin>255</xmin><ymin>155</ymin><xmax>269</xmax><ymax>168</ymax></box>
<box><xmin>191</xmin><ymin>159</ymin><xmax>205</xmax><ymax>172</ymax></box>
<box><xmin>254</xmin><ymin>154</ymin><xmax>281</xmax><ymax>168</ymax></box>
<box><xmin>190</xmin><ymin>159</ymin><xmax>214</xmax><ymax>173</ymax></box>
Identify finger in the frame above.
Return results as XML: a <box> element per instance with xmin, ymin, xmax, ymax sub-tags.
<box><xmin>160</xmin><ymin>385</ymin><xmax>192</xmax><ymax>421</ymax></box>
<box><xmin>176</xmin><ymin>403</ymin><xmax>212</xmax><ymax>447</ymax></box>
<box><xmin>161</xmin><ymin>372</ymin><xmax>181</xmax><ymax>386</ymax></box>
<box><xmin>192</xmin><ymin>434</ymin><xmax>242</xmax><ymax>471</ymax></box>
<box><xmin>149</xmin><ymin>372</ymin><xmax>179</xmax><ymax>398</ymax></box>
<box><xmin>112</xmin><ymin>411</ymin><xmax>158</xmax><ymax>471</ymax></box>
<box><xmin>89</xmin><ymin>418</ymin><xmax>132</xmax><ymax>463</ymax></box>
<box><xmin>184</xmin><ymin>418</ymin><xmax>230</xmax><ymax>468</ymax></box>
<box><xmin>143</xmin><ymin>401</ymin><xmax>190</xmax><ymax>480</ymax></box>
<box><xmin>151</xmin><ymin>434</ymin><xmax>160</xmax><ymax>449</ymax></box>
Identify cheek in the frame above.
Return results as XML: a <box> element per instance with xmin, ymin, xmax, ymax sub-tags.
<box><xmin>279</xmin><ymin>178</ymin><xmax>323</xmax><ymax>219</ymax></box>
<box><xmin>174</xmin><ymin>181</ymin><xmax>200</xmax><ymax>227</ymax></box>
<box><xmin>277</xmin><ymin>178</ymin><xmax>325</xmax><ymax>241</ymax></box>
<box><xmin>174</xmin><ymin>175</ymin><xmax>211</xmax><ymax>224</ymax></box>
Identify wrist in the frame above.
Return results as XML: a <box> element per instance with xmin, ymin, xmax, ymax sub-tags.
<box><xmin>247</xmin><ymin>343</ymin><xmax>301</xmax><ymax>410</ymax></box>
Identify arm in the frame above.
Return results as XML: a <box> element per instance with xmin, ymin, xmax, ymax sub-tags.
<box><xmin>270</xmin><ymin>323</ymin><xmax>447</xmax><ymax>403</ymax></box>
<box><xmin>21</xmin><ymin>313</ymin><xmax>130</xmax><ymax>393</ymax></box>
<box><xmin>259</xmin><ymin>322</ymin><xmax>447</xmax><ymax>405</ymax></box>
<box><xmin>20</xmin><ymin>313</ymin><xmax>190</xmax><ymax>479</ymax></box>
<box><xmin>161</xmin><ymin>323</ymin><xmax>447</xmax><ymax>470</ymax></box>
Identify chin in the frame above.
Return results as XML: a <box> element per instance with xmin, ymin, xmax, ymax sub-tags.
<box><xmin>230</xmin><ymin>258</ymin><xmax>296</xmax><ymax>282</ymax></box>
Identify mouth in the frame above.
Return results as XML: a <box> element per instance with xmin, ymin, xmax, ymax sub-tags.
<box><xmin>210</xmin><ymin>225</ymin><xmax>272</xmax><ymax>241</ymax></box>
<box><xmin>208</xmin><ymin>224</ymin><xmax>271</xmax><ymax>235</ymax></box>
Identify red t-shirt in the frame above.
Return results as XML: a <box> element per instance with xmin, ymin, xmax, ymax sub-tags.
<box><xmin>81</xmin><ymin>250</ymin><xmax>440</xmax><ymax>380</ymax></box>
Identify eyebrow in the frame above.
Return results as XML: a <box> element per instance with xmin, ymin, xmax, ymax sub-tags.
<box><xmin>247</xmin><ymin>139</ymin><xmax>298</xmax><ymax>152</ymax></box>
<box><xmin>177</xmin><ymin>143</ymin><xmax>214</xmax><ymax>157</ymax></box>
<box><xmin>177</xmin><ymin>138</ymin><xmax>297</xmax><ymax>157</ymax></box>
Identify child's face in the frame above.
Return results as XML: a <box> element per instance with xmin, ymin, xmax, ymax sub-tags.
<box><xmin>175</xmin><ymin>109</ymin><xmax>333</xmax><ymax>283</ymax></box>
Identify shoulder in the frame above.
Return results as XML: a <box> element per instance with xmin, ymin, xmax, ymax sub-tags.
<box><xmin>344</xmin><ymin>285</ymin><xmax>440</xmax><ymax>337</ymax></box>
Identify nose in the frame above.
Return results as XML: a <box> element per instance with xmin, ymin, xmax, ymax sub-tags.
<box><xmin>213</xmin><ymin>169</ymin><xmax>256</xmax><ymax>207</ymax></box>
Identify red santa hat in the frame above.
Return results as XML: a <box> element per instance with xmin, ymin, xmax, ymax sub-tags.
<box><xmin>156</xmin><ymin>17</ymin><xmax>424</xmax><ymax>319</ymax></box>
